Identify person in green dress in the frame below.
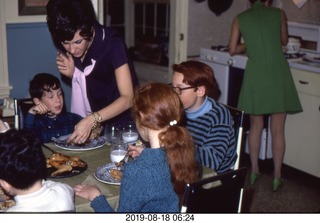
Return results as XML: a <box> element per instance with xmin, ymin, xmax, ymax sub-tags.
<box><xmin>228</xmin><ymin>0</ymin><xmax>302</xmax><ymax>191</ymax></box>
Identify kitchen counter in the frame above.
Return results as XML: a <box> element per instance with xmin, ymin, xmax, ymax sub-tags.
<box><xmin>288</xmin><ymin>59</ymin><xmax>320</xmax><ymax>74</ymax></box>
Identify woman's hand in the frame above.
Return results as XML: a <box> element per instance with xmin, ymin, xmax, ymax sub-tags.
<box><xmin>56</xmin><ymin>51</ymin><xmax>75</xmax><ymax>78</ymax></box>
<box><xmin>74</xmin><ymin>184</ymin><xmax>101</xmax><ymax>201</ymax></box>
<box><xmin>128</xmin><ymin>144</ymin><xmax>144</xmax><ymax>158</ymax></box>
<box><xmin>67</xmin><ymin>115</ymin><xmax>94</xmax><ymax>144</ymax></box>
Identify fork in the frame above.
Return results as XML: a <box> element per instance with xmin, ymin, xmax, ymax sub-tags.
<box><xmin>115</xmin><ymin>151</ymin><xmax>130</xmax><ymax>168</ymax></box>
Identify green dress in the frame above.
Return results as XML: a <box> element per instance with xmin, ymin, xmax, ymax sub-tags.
<box><xmin>237</xmin><ymin>2</ymin><xmax>302</xmax><ymax>115</ymax></box>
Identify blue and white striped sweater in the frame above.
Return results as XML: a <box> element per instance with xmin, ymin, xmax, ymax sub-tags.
<box><xmin>186</xmin><ymin>98</ymin><xmax>237</xmax><ymax>173</ymax></box>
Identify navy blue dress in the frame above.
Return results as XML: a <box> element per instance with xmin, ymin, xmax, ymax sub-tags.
<box><xmin>73</xmin><ymin>22</ymin><xmax>138</xmax><ymax>126</ymax></box>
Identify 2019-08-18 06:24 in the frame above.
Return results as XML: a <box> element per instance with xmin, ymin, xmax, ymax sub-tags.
<box><xmin>125</xmin><ymin>214</ymin><xmax>195</xmax><ymax>222</ymax></box>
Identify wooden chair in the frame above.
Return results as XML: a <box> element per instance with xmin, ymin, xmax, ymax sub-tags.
<box><xmin>181</xmin><ymin>167</ymin><xmax>247</xmax><ymax>213</ymax></box>
<box><xmin>14</xmin><ymin>98</ymin><xmax>34</xmax><ymax>130</ymax></box>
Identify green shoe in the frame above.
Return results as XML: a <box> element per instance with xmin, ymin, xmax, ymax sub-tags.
<box><xmin>250</xmin><ymin>173</ymin><xmax>259</xmax><ymax>185</ymax></box>
<box><xmin>273</xmin><ymin>178</ymin><xmax>282</xmax><ymax>191</ymax></box>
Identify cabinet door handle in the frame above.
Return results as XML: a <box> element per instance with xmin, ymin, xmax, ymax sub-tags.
<box><xmin>299</xmin><ymin>80</ymin><xmax>310</xmax><ymax>85</ymax></box>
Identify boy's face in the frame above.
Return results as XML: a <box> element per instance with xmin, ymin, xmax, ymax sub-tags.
<box><xmin>172</xmin><ymin>71</ymin><xmax>205</xmax><ymax>112</ymax></box>
<box><xmin>41</xmin><ymin>88</ymin><xmax>64</xmax><ymax>115</ymax></box>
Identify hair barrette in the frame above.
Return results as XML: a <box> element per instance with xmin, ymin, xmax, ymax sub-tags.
<box><xmin>169</xmin><ymin>120</ymin><xmax>177</xmax><ymax>126</ymax></box>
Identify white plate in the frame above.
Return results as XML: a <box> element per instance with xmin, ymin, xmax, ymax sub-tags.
<box><xmin>94</xmin><ymin>163</ymin><xmax>121</xmax><ymax>186</ymax></box>
<box><xmin>53</xmin><ymin>135</ymin><xmax>107</xmax><ymax>151</ymax></box>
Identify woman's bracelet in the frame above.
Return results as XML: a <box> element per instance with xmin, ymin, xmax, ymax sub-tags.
<box><xmin>91</xmin><ymin>112</ymin><xmax>102</xmax><ymax>130</ymax></box>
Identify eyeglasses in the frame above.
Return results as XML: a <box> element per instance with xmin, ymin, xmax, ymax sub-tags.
<box><xmin>168</xmin><ymin>83</ymin><xmax>197</xmax><ymax>95</ymax></box>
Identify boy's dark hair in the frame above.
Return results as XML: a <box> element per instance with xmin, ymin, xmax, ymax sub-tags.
<box><xmin>0</xmin><ymin>129</ymin><xmax>47</xmax><ymax>190</ymax></box>
<box><xmin>29</xmin><ymin>73</ymin><xmax>61</xmax><ymax>99</ymax></box>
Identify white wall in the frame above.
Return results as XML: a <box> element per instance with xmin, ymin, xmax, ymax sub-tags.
<box><xmin>187</xmin><ymin>0</ymin><xmax>320</xmax><ymax>57</ymax></box>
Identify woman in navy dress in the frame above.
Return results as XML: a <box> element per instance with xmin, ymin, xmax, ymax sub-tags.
<box><xmin>46</xmin><ymin>0</ymin><xmax>138</xmax><ymax>144</ymax></box>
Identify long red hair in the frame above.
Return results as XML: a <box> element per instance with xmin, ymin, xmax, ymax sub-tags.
<box><xmin>132</xmin><ymin>82</ymin><xmax>199</xmax><ymax>203</ymax></box>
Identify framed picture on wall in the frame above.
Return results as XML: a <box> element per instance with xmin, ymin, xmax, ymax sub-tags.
<box><xmin>18</xmin><ymin>0</ymin><xmax>49</xmax><ymax>16</ymax></box>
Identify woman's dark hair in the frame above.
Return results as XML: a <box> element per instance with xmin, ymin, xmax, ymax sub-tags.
<box><xmin>46</xmin><ymin>0</ymin><xmax>96</xmax><ymax>51</ymax></box>
<box><xmin>132</xmin><ymin>82</ymin><xmax>199</xmax><ymax>204</ymax></box>
<box><xmin>172</xmin><ymin>60</ymin><xmax>221</xmax><ymax>101</ymax></box>
<box><xmin>0</xmin><ymin>129</ymin><xmax>47</xmax><ymax>190</ymax></box>
<box><xmin>29</xmin><ymin>73</ymin><xmax>61</xmax><ymax>99</ymax></box>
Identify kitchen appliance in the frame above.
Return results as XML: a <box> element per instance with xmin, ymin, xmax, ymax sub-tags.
<box><xmin>286</xmin><ymin>37</ymin><xmax>301</xmax><ymax>54</ymax></box>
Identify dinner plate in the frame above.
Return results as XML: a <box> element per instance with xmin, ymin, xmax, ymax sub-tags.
<box><xmin>53</xmin><ymin>135</ymin><xmax>107</xmax><ymax>151</ymax></box>
<box><xmin>94</xmin><ymin>163</ymin><xmax>121</xmax><ymax>186</ymax></box>
<box><xmin>47</xmin><ymin>160</ymin><xmax>88</xmax><ymax>179</ymax></box>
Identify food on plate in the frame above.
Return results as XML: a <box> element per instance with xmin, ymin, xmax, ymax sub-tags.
<box><xmin>109</xmin><ymin>169</ymin><xmax>123</xmax><ymax>181</ymax></box>
<box><xmin>0</xmin><ymin>187</ymin><xmax>15</xmax><ymax>210</ymax></box>
<box><xmin>46</xmin><ymin>153</ymin><xmax>86</xmax><ymax>177</ymax></box>
<box><xmin>135</xmin><ymin>140</ymin><xmax>143</xmax><ymax>146</ymax></box>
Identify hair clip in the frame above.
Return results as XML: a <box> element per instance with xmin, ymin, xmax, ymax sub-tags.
<box><xmin>169</xmin><ymin>120</ymin><xmax>177</xmax><ymax>126</ymax></box>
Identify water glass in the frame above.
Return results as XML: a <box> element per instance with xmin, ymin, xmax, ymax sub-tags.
<box><xmin>104</xmin><ymin>124</ymin><xmax>122</xmax><ymax>143</ymax></box>
<box><xmin>110</xmin><ymin>142</ymin><xmax>128</xmax><ymax>164</ymax></box>
<box><xmin>122</xmin><ymin>122</ymin><xmax>139</xmax><ymax>143</ymax></box>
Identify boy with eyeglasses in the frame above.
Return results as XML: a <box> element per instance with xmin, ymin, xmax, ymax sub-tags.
<box><xmin>171</xmin><ymin>60</ymin><xmax>237</xmax><ymax>174</ymax></box>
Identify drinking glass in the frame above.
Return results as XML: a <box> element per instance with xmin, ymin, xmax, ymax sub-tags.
<box><xmin>122</xmin><ymin>121</ymin><xmax>139</xmax><ymax>143</ymax></box>
<box><xmin>104</xmin><ymin>124</ymin><xmax>122</xmax><ymax>143</ymax></box>
<box><xmin>110</xmin><ymin>142</ymin><xmax>128</xmax><ymax>164</ymax></box>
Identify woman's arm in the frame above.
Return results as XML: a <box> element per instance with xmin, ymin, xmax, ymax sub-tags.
<box><xmin>228</xmin><ymin>17</ymin><xmax>246</xmax><ymax>56</ymax></box>
<box><xmin>67</xmin><ymin>63</ymin><xmax>134</xmax><ymax>144</ymax></box>
<box><xmin>97</xmin><ymin>63</ymin><xmax>134</xmax><ymax>122</ymax></box>
<box><xmin>280</xmin><ymin>9</ymin><xmax>289</xmax><ymax>46</ymax></box>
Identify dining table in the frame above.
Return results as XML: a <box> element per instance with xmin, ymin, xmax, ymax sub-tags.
<box><xmin>42</xmin><ymin>140</ymin><xmax>216</xmax><ymax>213</ymax></box>
<box><xmin>42</xmin><ymin>140</ymin><xmax>120</xmax><ymax>212</ymax></box>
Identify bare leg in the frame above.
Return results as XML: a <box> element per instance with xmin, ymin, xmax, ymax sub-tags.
<box><xmin>270</xmin><ymin>112</ymin><xmax>287</xmax><ymax>179</ymax></box>
<box><xmin>248</xmin><ymin>115</ymin><xmax>264</xmax><ymax>174</ymax></box>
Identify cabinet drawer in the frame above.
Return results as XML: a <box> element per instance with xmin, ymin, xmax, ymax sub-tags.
<box><xmin>291</xmin><ymin>69</ymin><xmax>320</xmax><ymax>96</ymax></box>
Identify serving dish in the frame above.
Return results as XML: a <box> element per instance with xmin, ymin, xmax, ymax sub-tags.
<box><xmin>47</xmin><ymin>160</ymin><xmax>87</xmax><ymax>179</ymax></box>
<box><xmin>53</xmin><ymin>135</ymin><xmax>107</xmax><ymax>151</ymax></box>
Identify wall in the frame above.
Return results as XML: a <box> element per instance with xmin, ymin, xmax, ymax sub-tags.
<box><xmin>6</xmin><ymin>22</ymin><xmax>72</xmax><ymax>111</ymax></box>
<box><xmin>1</xmin><ymin>0</ymin><xmax>101</xmax><ymax>110</ymax></box>
<box><xmin>187</xmin><ymin>0</ymin><xmax>320</xmax><ymax>56</ymax></box>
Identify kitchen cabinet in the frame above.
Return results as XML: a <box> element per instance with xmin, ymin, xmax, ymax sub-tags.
<box><xmin>284</xmin><ymin>68</ymin><xmax>320</xmax><ymax>177</ymax></box>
